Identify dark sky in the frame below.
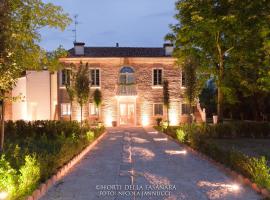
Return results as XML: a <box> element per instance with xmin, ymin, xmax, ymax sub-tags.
<box><xmin>40</xmin><ymin>0</ymin><xmax>176</xmax><ymax>51</ymax></box>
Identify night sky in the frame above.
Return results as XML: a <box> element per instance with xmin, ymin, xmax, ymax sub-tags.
<box><xmin>40</xmin><ymin>0</ymin><xmax>176</xmax><ymax>51</ymax></box>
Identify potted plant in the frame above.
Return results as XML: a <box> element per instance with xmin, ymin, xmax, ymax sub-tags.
<box><xmin>156</xmin><ymin>118</ymin><xmax>162</xmax><ymax>126</ymax></box>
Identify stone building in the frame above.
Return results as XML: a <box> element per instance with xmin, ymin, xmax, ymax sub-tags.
<box><xmin>6</xmin><ymin>42</ymin><xmax>205</xmax><ymax>126</ymax></box>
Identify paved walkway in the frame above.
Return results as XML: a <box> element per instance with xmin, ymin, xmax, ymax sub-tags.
<box><xmin>41</xmin><ymin>127</ymin><xmax>261</xmax><ymax>200</ymax></box>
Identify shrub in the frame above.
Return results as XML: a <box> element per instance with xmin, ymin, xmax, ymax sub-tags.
<box><xmin>1</xmin><ymin>120</ymin><xmax>105</xmax><ymax>199</ymax></box>
<box><xmin>155</xmin><ymin>122</ymin><xmax>270</xmax><ymax>190</ymax></box>
<box><xmin>162</xmin><ymin>121</ymin><xmax>169</xmax><ymax>130</ymax></box>
<box><xmin>244</xmin><ymin>156</ymin><xmax>270</xmax><ymax>189</ymax></box>
<box><xmin>18</xmin><ymin>155</ymin><xmax>40</xmax><ymax>196</ymax></box>
<box><xmin>86</xmin><ymin>131</ymin><xmax>95</xmax><ymax>142</ymax></box>
<box><xmin>176</xmin><ymin>128</ymin><xmax>186</xmax><ymax>143</ymax></box>
<box><xmin>0</xmin><ymin>155</ymin><xmax>17</xmax><ymax>198</ymax></box>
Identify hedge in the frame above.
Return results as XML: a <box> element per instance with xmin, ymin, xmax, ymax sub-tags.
<box><xmin>156</xmin><ymin>122</ymin><xmax>270</xmax><ymax>191</ymax></box>
<box><xmin>0</xmin><ymin>120</ymin><xmax>105</xmax><ymax>200</ymax></box>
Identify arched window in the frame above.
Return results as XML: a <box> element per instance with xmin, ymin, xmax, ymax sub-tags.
<box><xmin>119</xmin><ymin>66</ymin><xmax>135</xmax><ymax>84</ymax></box>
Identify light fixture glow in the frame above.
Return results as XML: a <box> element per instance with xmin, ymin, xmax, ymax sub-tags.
<box><xmin>230</xmin><ymin>184</ymin><xmax>240</xmax><ymax>191</ymax></box>
<box><xmin>148</xmin><ymin>131</ymin><xmax>158</xmax><ymax>134</ymax></box>
<box><xmin>142</xmin><ymin>115</ymin><xmax>149</xmax><ymax>126</ymax></box>
<box><xmin>153</xmin><ymin>138</ymin><xmax>168</xmax><ymax>141</ymax></box>
<box><xmin>165</xmin><ymin>150</ymin><xmax>187</xmax><ymax>155</ymax></box>
<box><xmin>0</xmin><ymin>192</ymin><xmax>8</xmax><ymax>200</ymax></box>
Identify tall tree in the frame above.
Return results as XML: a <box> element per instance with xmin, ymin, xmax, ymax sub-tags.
<box><xmin>0</xmin><ymin>0</ymin><xmax>71</xmax><ymax>150</ymax></box>
<box><xmin>75</xmin><ymin>62</ymin><xmax>90</xmax><ymax>126</ymax></box>
<box><xmin>65</xmin><ymin>64</ymin><xmax>75</xmax><ymax>121</ymax></box>
<box><xmin>163</xmin><ymin>80</ymin><xmax>170</xmax><ymax>123</ymax></box>
<box><xmin>183</xmin><ymin>56</ymin><xmax>201</xmax><ymax>117</ymax></box>
<box><xmin>166</xmin><ymin>0</ymin><xmax>270</xmax><ymax>122</ymax></box>
<box><xmin>93</xmin><ymin>89</ymin><xmax>102</xmax><ymax>121</ymax></box>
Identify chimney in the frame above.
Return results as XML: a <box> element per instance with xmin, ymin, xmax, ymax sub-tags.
<box><xmin>163</xmin><ymin>43</ymin><xmax>174</xmax><ymax>56</ymax></box>
<box><xmin>116</xmin><ymin>43</ymin><xmax>119</xmax><ymax>47</ymax></box>
<box><xmin>74</xmin><ymin>42</ymin><xmax>85</xmax><ymax>56</ymax></box>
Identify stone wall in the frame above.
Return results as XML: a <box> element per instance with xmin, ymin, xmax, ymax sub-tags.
<box><xmin>59</xmin><ymin>57</ymin><xmax>183</xmax><ymax>126</ymax></box>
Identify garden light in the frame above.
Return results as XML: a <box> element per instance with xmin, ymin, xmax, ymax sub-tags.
<box><xmin>153</xmin><ymin>138</ymin><xmax>168</xmax><ymax>141</ymax></box>
<box><xmin>230</xmin><ymin>184</ymin><xmax>240</xmax><ymax>191</ymax></box>
<box><xmin>0</xmin><ymin>192</ymin><xmax>8</xmax><ymax>200</ymax></box>
<box><xmin>165</xmin><ymin>150</ymin><xmax>187</xmax><ymax>155</ymax></box>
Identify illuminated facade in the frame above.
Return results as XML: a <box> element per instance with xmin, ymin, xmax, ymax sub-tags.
<box><xmin>58</xmin><ymin>43</ymin><xmax>204</xmax><ymax>126</ymax></box>
<box><xmin>6</xmin><ymin>43</ymin><xmax>205</xmax><ymax>126</ymax></box>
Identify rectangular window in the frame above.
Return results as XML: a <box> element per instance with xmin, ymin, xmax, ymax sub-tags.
<box><xmin>153</xmin><ymin>104</ymin><xmax>163</xmax><ymax>116</ymax></box>
<box><xmin>181</xmin><ymin>103</ymin><xmax>190</xmax><ymax>115</ymax></box>
<box><xmin>89</xmin><ymin>103</ymin><xmax>99</xmax><ymax>116</ymax></box>
<box><xmin>61</xmin><ymin>69</ymin><xmax>71</xmax><ymax>86</ymax></box>
<box><xmin>153</xmin><ymin>69</ymin><xmax>162</xmax><ymax>86</ymax></box>
<box><xmin>181</xmin><ymin>71</ymin><xmax>186</xmax><ymax>87</ymax></box>
<box><xmin>61</xmin><ymin>103</ymin><xmax>71</xmax><ymax>116</ymax></box>
<box><xmin>90</xmin><ymin>69</ymin><xmax>100</xmax><ymax>87</ymax></box>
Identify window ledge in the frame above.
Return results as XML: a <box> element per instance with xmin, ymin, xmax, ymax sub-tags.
<box><xmin>152</xmin><ymin>85</ymin><xmax>163</xmax><ymax>89</ymax></box>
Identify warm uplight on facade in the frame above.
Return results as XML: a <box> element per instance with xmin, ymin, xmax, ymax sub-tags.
<box><xmin>0</xmin><ymin>192</ymin><xmax>8</xmax><ymax>200</ymax></box>
<box><xmin>169</xmin><ymin>104</ymin><xmax>179</xmax><ymax>126</ymax></box>
<box><xmin>142</xmin><ymin>115</ymin><xmax>149</xmax><ymax>126</ymax></box>
<box><xmin>105</xmin><ymin>112</ymin><xmax>113</xmax><ymax>127</ymax></box>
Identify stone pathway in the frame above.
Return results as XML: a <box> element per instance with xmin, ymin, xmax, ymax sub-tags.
<box><xmin>41</xmin><ymin>127</ymin><xmax>261</xmax><ymax>200</ymax></box>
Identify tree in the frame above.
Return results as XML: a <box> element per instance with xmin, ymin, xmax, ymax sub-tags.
<box><xmin>163</xmin><ymin>80</ymin><xmax>170</xmax><ymax>124</ymax></box>
<box><xmin>75</xmin><ymin>62</ymin><xmax>90</xmax><ymax>126</ymax></box>
<box><xmin>65</xmin><ymin>64</ymin><xmax>75</xmax><ymax>121</ymax></box>
<box><xmin>166</xmin><ymin>0</ymin><xmax>270</xmax><ymax>123</ymax></box>
<box><xmin>183</xmin><ymin>57</ymin><xmax>201</xmax><ymax>118</ymax></box>
<box><xmin>93</xmin><ymin>89</ymin><xmax>102</xmax><ymax>121</ymax></box>
<box><xmin>0</xmin><ymin>0</ymin><xmax>71</xmax><ymax>150</ymax></box>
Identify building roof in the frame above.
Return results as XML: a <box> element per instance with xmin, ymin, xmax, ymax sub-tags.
<box><xmin>68</xmin><ymin>46</ymin><xmax>171</xmax><ymax>58</ymax></box>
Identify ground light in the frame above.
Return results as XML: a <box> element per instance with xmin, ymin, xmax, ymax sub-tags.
<box><xmin>153</xmin><ymin>138</ymin><xmax>168</xmax><ymax>141</ymax></box>
<box><xmin>165</xmin><ymin>150</ymin><xmax>187</xmax><ymax>155</ymax></box>
<box><xmin>230</xmin><ymin>184</ymin><xmax>240</xmax><ymax>191</ymax></box>
<box><xmin>0</xmin><ymin>192</ymin><xmax>8</xmax><ymax>200</ymax></box>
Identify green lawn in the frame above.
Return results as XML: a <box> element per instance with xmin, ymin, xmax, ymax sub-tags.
<box><xmin>210</xmin><ymin>138</ymin><xmax>270</xmax><ymax>161</ymax></box>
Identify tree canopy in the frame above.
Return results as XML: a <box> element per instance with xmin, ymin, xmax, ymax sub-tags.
<box><xmin>0</xmin><ymin>0</ymin><xmax>71</xmax><ymax>95</ymax></box>
<box><xmin>167</xmin><ymin>0</ymin><xmax>270</xmax><ymax>121</ymax></box>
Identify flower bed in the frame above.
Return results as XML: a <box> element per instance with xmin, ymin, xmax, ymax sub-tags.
<box><xmin>0</xmin><ymin>120</ymin><xmax>105</xmax><ymax>200</ymax></box>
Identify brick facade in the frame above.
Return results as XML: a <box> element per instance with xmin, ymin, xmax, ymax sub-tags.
<box><xmin>59</xmin><ymin>57</ymin><xmax>184</xmax><ymax>126</ymax></box>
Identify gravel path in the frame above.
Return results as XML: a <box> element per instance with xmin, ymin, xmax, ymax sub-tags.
<box><xmin>41</xmin><ymin>127</ymin><xmax>261</xmax><ymax>200</ymax></box>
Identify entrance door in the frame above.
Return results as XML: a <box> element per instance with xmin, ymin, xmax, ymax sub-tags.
<box><xmin>119</xmin><ymin>103</ymin><xmax>135</xmax><ymax>125</ymax></box>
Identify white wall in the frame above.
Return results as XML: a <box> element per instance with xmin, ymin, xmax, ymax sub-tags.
<box><xmin>12</xmin><ymin>71</ymin><xmax>54</xmax><ymax>121</ymax></box>
<box><xmin>12</xmin><ymin>77</ymin><xmax>27</xmax><ymax>121</ymax></box>
<box><xmin>26</xmin><ymin>71</ymin><xmax>51</xmax><ymax>120</ymax></box>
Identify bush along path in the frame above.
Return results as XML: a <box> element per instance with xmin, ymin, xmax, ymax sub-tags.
<box><xmin>155</xmin><ymin>122</ymin><xmax>270</xmax><ymax>199</ymax></box>
<box><xmin>0</xmin><ymin>120</ymin><xmax>105</xmax><ymax>200</ymax></box>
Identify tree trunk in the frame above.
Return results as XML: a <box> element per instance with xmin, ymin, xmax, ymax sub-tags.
<box><xmin>217</xmin><ymin>86</ymin><xmax>223</xmax><ymax>123</ymax></box>
<box><xmin>0</xmin><ymin>100</ymin><xmax>5</xmax><ymax>151</ymax></box>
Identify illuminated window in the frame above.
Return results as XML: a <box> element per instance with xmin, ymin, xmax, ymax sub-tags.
<box><xmin>90</xmin><ymin>69</ymin><xmax>100</xmax><ymax>87</ymax></box>
<box><xmin>119</xmin><ymin>66</ymin><xmax>135</xmax><ymax>84</ymax></box>
<box><xmin>61</xmin><ymin>69</ymin><xmax>71</xmax><ymax>86</ymax></box>
<box><xmin>61</xmin><ymin>103</ymin><xmax>71</xmax><ymax>116</ymax></box>
<box><xmin>153</xmin><ymin>104</ymin><xmax>163</xmax><ymax>116</ymax></box>
<box><xmin>153</xmin><ymin>69</ymin><xmax>162</xmax><ymax>86</ymax></box>
<box><xmin>89</xmin><ymin>103</ymin><xmax>99</xmax><ymax>116</ymax></box>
